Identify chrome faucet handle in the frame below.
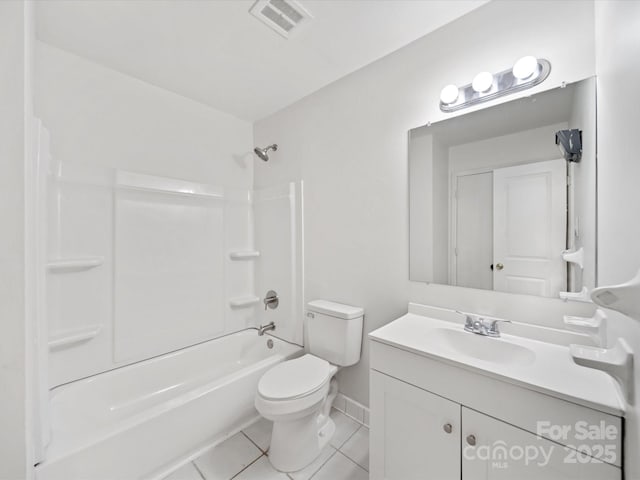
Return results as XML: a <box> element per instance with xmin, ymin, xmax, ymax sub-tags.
<box><xmin>257</xmin><ymin>321</ymin><xmax>276</xmax><ymax>336</ymax></box>
<box><xmin>455</xmin><ymin>310</ymin><xmax>475</xmax><ymax>330</ymax></box>
<box><xmin>263</xmin><ymin>290</ymin><xmax>279</xmax><ymax>311</ymax></box>
<box><xmin>487</xmin><ymin>319</ymin><xmax>512</xmax><ymax>336</ymax></box>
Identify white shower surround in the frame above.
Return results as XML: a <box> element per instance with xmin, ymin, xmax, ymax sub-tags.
<box><xmin>36</xmin><ymin>159</ymin><xmax>305</xmax><ymax>471</ymax></box>
<box><xmin>46</xmin><ymin>162</ymin><xmax>259</xmax><ymax>386</ymax></box>
<box><xmin>35</xmin><ymin>330</ymin><xmax>302</xmax><ymax>480</ymax></box>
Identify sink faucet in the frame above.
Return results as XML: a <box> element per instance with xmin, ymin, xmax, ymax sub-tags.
<box><xmin>258</xmin><ymin>321</ymin><xmax>276</xmax><ymax>336</ymax></box>
<box><xmin>458</xmin><ymin>311</ymin><xmax>511</xmax><ymax>337</ymax></box>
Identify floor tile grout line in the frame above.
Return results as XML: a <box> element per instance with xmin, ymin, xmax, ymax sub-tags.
<box><xmin>187</xmin><ymin>416</ymin><xmax>366</xmax><ymax>480</ymax></box>
<box><xmin>337</xmin><ymin>425</ymin><xmax>369</xmax><ymax>471</ymax></box>
<box><xmin>333</xmin><ymin>422</ymin><xmax>362</xmax><ymax>450</ymax></box>
<box><xmin>335</xmin><ymin>450</ymin><xmax>369</xmax><ymax>474</ymax></box>
<box><xmin>307</xmin><ymin>448</ymin><xmax>339</xmax><ymax>480</ymax></box>
<box><xmin>191</xmin><ymin>461</ymin><xmax>207</xmax><ymax>480</ymax></box>
<box><xmin>229</xmin><ymin>452</ymin><xmax>266</xmax><ymax>480</ymax></box>
<box><xmin>338</xmin><ymin>448</ymin><xmax>368</xmax><ymax>473</ymax></box>
<box><xmin>241</xmin><ymin>430</ymin><xmax>268</xmax><ymax>454</ymax></box>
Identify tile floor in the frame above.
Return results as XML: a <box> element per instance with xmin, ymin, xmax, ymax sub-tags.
<box><xmin>162</xmin><ymin>409</ymin><xmax>369</xmax><ymax>480</ymax></box>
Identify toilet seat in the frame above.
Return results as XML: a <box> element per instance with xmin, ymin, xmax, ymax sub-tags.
<box><xmin>258</xmin><ymin>354</ymin><xmax>332</xmax><ymax>401</ymax></box>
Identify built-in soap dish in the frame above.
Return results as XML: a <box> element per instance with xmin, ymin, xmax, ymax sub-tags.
<box><xmin>564</xmin><ymin>309</ymin><xmax>607</xmax><ymax>347</ymax></box>
<box><xmin>591</xmin><ymin>268</ymin><xmax>640</xmax><ymax>321</ymax></box>
<box><xmin>559</xmin><ymin>286</ymin><xmax>591</xmax><ymax>303</ymax></box>
<box><xmin>47</xmin><ymin>256</ymin><xmax>104</xmax><ymax>273</ymax></box>
<box><xmin>570</xmin><ymin>338</ymin><xmax>634</xmax><ymax>404</ymax></box>
<box><xmin>569</xmin><ymin>268</ymin><xmax>640</xmax><ymax>405</ymax></box>
<box><xmin>229</xmin><ymin>251</ymin><xmax>260</xmax><ymax>260</ymax></box>
<box><xmin>48</xmin><ymin>325</ymin><xmax>102</xmax><ymax>352</ymax></box>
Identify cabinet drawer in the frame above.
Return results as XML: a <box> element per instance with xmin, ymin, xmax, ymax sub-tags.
<box><xmin>370</xmin><ymin>340</ymin><xmax>622</xmax><ymax>467</ymax></box>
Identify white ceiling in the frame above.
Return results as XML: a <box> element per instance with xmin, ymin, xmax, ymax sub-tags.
<box><xmin>35</xmin><ymin>0</ymin><xmax>488</xmax><ymax>122</ymax></box>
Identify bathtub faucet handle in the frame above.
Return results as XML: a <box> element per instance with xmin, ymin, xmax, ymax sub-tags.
<box><xmin>264</xmin><ymin>290</ymin><xmax>279</xmax><ymax>311</ymax></box>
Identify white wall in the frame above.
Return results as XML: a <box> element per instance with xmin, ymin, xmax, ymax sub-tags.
<box><xmin>254</xmin><ymin>0</ymin><xmax>597</xmax><ymax>406</ymax></box>
<box><xmin>0</xmin><ymin>1</ymin><xmax>33</xmax><ymax>478</ymax></box>
<box><xmin>35</xmin><ymin>42</ymin><xmax>253</xmax><ymax>187</ymax></box>
<box><xmin>595</xmin><ymin>1</ymin><xmax>640</xmax><ymax>477</ymax></box>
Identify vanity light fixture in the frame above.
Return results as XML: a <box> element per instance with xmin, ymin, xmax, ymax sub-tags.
<box><xmin>439</xmin><ymin>84</ymin><xmax>460</xmax><ymax>104</ymax></box>
<box><xmin>439</xmin><ymin>57</ymin><xmax>551</xmax><ymax>112</ymax></box>
<box><xmin>512</xmin><ymin>55</ymin><xmax>539</xmax><ymax>80</ymax></box>
<box><xmin>472</xmin><ymin>71</ymin><xmax>494</xmax><ymax>93</ymax></box>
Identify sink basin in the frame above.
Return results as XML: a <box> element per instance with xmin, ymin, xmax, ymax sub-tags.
<box><xmin>432</xmin><ymin>328</ymin><xmax>536</xmax><ymax>366</ymax></box>
<box><xmin>369</xmin><ymin>309</ymin><xmax>627</xmax><ymax>416</ymax></box>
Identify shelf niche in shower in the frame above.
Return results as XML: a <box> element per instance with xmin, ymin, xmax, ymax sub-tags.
<box><xmin>47</xmin><ymin>256</ymin><xmax>105</xmax><ymax>273</ymax></box>
<box><xmin>229</xmin><ymin>251</ymin><xmax>261</xmax><ymax>260</ymax></box>
<box><xmin>49</xmin><ymin>325</ymin><xmax>102</xmax><ymax>352</ymax></box>
<box><xmin>229</xmin><ymin>295</ymin><xmax>260</xmax><ymax>308</ymax></box>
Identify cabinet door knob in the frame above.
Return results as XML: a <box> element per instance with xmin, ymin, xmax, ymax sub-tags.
<box><xmin>496</xmin><ymin>263</ymin><xmax>504</xmax><ymax>271</ymax></box>
<box><xmin>466</xmin><ymin>434</ymin><xmax>477</xmax><ymax>446</ymax></box>
<box><xmin>443</xmin><ymin>423</ymin><xmax>452</xmax><ymax>434</ymax></box>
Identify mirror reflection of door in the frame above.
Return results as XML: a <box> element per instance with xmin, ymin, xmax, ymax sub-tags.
<box><xmin>494</xmin><ymin>159</ymin><xmax>567</xmax><ymax>296</ymax></box>
<box><xmin>408</xmin><ymin>77</ymin><xmax>596</xmax><ymax>298</ymax></box>
<box><xmin>453</xmin><ymin>172</ymin><xmax>493</xmax><ymax>290</ymax></box>
<box><xmin>453</xmin><ymin>159</ymin><xmax>567</xmax><ymax>296</ymax></box>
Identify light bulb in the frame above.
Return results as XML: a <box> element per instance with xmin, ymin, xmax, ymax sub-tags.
<box><xmin>440</xmin><ymin>84</ymin><xmax>459</xmax><ymax>104</ymax></box>
<box><xmin>472</xmin><ymin>72</ymin><xmax>493</xmax><ymax>93</ymax></box>
<box><xmin>512</xmin><ymin>56</ymin><xmax>539</xmax><ymax>80</ymax></box>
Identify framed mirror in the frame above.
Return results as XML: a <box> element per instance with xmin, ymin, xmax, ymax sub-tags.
<box><xmin>409</xmin><ymin>77</ymin><xmax>596</xmax><ymax>299</ymax></box>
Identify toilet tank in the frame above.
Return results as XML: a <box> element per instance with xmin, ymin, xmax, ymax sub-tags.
<box><xmin>306</xmin><ymin>300</ymin><xmax>364</xmax><ymax>367</ymax></box>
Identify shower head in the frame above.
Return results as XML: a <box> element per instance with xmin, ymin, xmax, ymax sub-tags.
<box><xmin>253</xmin><ymin>144</ymin><xmax>278</xmax><ymax>161</ymax></box>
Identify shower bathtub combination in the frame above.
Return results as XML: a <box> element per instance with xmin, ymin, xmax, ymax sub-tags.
<box><xmin>31</xmin><ymin>153</ymin><xmax>303</xmax><ymax>479</ymax></box>
<box><xmin>35</xmin><ymin>330</ymin><xmax>301</xmax><ymax>480</ymax></box>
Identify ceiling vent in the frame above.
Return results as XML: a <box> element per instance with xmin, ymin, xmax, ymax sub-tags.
<box><xmin>249</xmin><ymin>0</ymin><xmax>313</xmax><ymax>39</ymax></box>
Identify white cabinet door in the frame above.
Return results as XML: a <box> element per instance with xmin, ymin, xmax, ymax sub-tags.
<box><xmin>493</xmin><ymin>158</ymin><xmax>567</xmax><ymax>297</ymax></box>
<box><xmin>370</xmin><ymin>371</ymin><xmax>460</xmax><ymax>480</ymax></box>
<box><xmin>462</xmin><ymin>407</ymin><xmax>621</xmax><ymax>480</ymax></box>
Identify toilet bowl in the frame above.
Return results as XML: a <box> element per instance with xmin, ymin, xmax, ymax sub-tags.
<box><xmin>254</xmin><ymin>300</ymin><xmax>364</xmax><ymax>473</ymax></box>
<box><xmin>255</xmin><ymin>354</ymin><xmax>338</xmax><ymax>472</ymax></box>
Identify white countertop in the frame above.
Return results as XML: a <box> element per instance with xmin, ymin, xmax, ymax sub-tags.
<box><xmin>369</xmin><ymin>312</ymin><xmax>626</xmax><ymax>417</ymax></box>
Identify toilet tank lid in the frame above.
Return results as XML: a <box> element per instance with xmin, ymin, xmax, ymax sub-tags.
<box><xmin>307</xmin><ymin>300</ymin><xmax>364</xmax><ymax>320</ymax></box>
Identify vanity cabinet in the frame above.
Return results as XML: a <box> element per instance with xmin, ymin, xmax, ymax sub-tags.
<box><xmin>369</xmin><ymin>323</ymin><xmax>624</xmax><ymax>480</ymax></box>
<box><xmin>370</xmin><ymin>371</ymin><xmax>460</xmax><ymax>479</ymax></box>
<box><xmin>371</xmin><ymin>371</ymin><xmax>621</xmax><ymax>480</ymax></box>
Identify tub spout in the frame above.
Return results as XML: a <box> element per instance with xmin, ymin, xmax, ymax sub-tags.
<box><xmin>258</xmin><ymin>322</ymin><xmax>276</xmax><ymax>336</ymax></box>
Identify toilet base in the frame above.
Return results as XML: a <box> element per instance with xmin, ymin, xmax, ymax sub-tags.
<box><xmin>268</xmin><ymin>414</ymin><xmax>335</xmax><ymax>473</ymax></box>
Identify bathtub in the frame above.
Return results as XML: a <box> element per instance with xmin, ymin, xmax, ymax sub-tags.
<box><xmin>35</xmin><ymin>330</ymin><xmax>302</xmax><ymax>480</ymax></box>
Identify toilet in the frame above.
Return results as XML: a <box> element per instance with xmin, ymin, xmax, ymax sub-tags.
<box><xmin>255</xmin><ymin>300</ymin><xmax>364</xmax><ymax>473</ymax></box>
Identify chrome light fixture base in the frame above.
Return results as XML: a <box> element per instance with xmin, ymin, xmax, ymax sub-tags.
<box><xmin>440</xmin><ymin>58</ymin><xmax>551</xmax><ymax>113</ymax></box>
